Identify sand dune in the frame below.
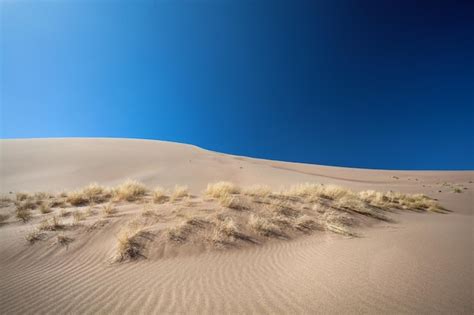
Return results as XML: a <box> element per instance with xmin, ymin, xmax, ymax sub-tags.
<box><xmin>0</xmin><ymin>138</ymin><xmax>472</xmax><ymax>314</ymax></box>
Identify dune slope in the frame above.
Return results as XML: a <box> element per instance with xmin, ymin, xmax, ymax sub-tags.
<box><xmin>0</xmin><ymin>138</ymin><xmax>472</xmax><ymax>314</ymax></box>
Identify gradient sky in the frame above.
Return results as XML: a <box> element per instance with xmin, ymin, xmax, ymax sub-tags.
<box><xmin>1</xmin><ymin>0</ymin><xmax>473</xmax><ymax>170</ymax></box>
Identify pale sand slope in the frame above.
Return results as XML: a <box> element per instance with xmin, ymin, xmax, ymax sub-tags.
<box><xmin>0</xmin><ymin>138</ymin><xmax>472</xmax><ymax>314</ymax></box>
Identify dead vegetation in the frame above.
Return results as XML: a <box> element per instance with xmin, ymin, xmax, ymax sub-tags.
<box><xmin>170</xmin><ymin>185</ymin><xmax>189</xmax><ymax>201</ymax></box>
<box><xmin>14</xmin><ymin>180</ymin><xmax>450</xmax><ymax>261</ymax></box>
<box><xmin>114</xmin><ymin>179</ymin><xmax>147</xmax><ymax>202</ymax></box>
<box><xmin>152</xmin><ymin>187</ymin><xmax>167</xmax><ymax>203</ymax></box>
<box><xmin>114</xmin><ymin>227</ymin><xmax>145</xmax><ymax>262</ymax></box>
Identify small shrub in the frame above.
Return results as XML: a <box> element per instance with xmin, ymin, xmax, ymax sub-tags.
<box><xmin>453</xmin><ymin>187</ymin><xmax>462</xmax><ymax>193</ymax></box>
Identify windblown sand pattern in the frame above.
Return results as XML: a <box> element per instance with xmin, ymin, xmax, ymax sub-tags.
<box><xmin>0</xmin><ymin>138</ymin><xmax>472</xmax><ymax>314</ymax></box>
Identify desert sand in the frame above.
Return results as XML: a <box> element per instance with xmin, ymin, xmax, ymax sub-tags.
<box><xmin>0</xmin><ymin>138</ymin><xmax>472</xmax><ymax>314</ymax></box>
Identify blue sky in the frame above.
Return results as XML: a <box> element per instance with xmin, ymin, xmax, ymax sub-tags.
<box><xmin>1</xmin><ymin>0</ymin><xmax>473</xmax><ymax>170</ymax></box>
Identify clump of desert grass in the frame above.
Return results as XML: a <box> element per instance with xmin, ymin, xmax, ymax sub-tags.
<box><xmin>205</xmin><ymin>181</ymin><xmax>241</xmax><ymax>198</ymax></box>
<box><xmin>218</xmin><ymin>193</ymin><xmax>247</xmax><ymax>210</ymax></box>
<box><xmin>55</xmin><ymin>233</ymin><xmax>72</xmax><ymax>246</ymax></box>
<box><xmin>359</xmin><ymin>190</ymin><xmax>445</xmax><ymax>213</ymax></box>
<box><xmin>114</xmin><ymin>227</ymin><xmax>145</xmax><ymax>262</ymax></box>
<box><xmin>293</xmin><ymin>215</ymin><xmax>320</xmax><ymax>232</ymax></box>
<box><xmin>81</xmin><ymin>183</ymin><xmax>112</xmax><ymax>203</ymax></box>
<box><xmin>15</xmin><ymin>198</ymin><xmax>39</xmax><ymax>211</ymax></box>
<box><xmin>210</xmin><ymin>217</ymin><xmax>239</xmax><ymax>245</ymax></box>
<box><xmin>114</xmin><ymin>179</ymin><xmax>147</xmax><ymax>202</ymax></box>
<box><xmin>243</xmin><ymin>184</ymin><xmax>272</xmax><ymax>198</ymax></box>
<box><xmin>170</xmin><ymin>185</ymin><xmax>189</xmax><ymax>201</ymax></box>
<box><xmin>72</xmin><ymin>210</ymin><xmax>86</xmax><ymax>224</ymax></box>
<box><xmin>38</xmin><ymin>216</ymin><xmax>63</xmax><ymax>231</ymax></box>
<box><xmin>39</xmin><ymin>203</ymin><xmax>52</xmax><ymax>214</ymax></box>
<box><xmin>16</xmin><ymin>192</ymin><xmax>30</xmax><ymax>202</ymax></box>
<box><xmin>152</xmin><ymin>186</ymin><xmax>168</xmax><ymax>203</ymax></box>
<box><xmin>167</xmin><ymin>216</ymin><xmax>208</xmax><ymax>242</ymax></box>
<box><xmin>102</xmin><ymin>203</ymin><xmax>116</xmax><ymax>217</ymax></box>
<box><xmin>16</xmin><ymin>208</ymin><xmax>32</xmax><ymax>223</ymax></box>
<box><xmin>249</xmin><ymin>214</ymin><xmax>281</xmax><ymax>237</ymax></box>
<box><xmin>25</xmin><ymin>230</ymin><xmax>44</xmax><ymax>244</ymax></box>
<box><xmin>141</xmin><ymin>204</ymin><xmax>156</xmax><ymax>217</ymax></box>
<box><xmin>283</xmin><ymin>183</ymin><xmax>355</xmax><ymax>201</ymax></box>
<box><xmin>66</xmin><ymin>190</ymin><xmax>88</xmax><ymax>206</ymax></box>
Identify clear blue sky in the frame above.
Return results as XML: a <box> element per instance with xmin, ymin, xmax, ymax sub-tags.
<box><xmin>1</xmin><ymin>0</ymin><xmax>473</xmax><ymax>170</ymax></box>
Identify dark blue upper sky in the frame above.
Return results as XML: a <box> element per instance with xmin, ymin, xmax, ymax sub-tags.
<box><xmin>1</xmin><ymin>0</ymin><xmax>473</xmax><ymax>170</ymax></box>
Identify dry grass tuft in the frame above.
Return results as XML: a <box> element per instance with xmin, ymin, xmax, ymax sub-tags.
<box><xmin>39</xmin><ymin>216</ymin><xmax>63</xmax><ymax>231</ymax></box>
<box><xmin>243</xmin><ymin>184</ymin><xmax>272</xmax><ymax>197</ymax></box>
<box><xmin>218</xmin><ymin>193</ymin><xmax>246</xmax><ymax>210</ymax></box>
<box><xmin>39</xmin><ymin>203</ymin><xmax>52</xmax><ymax>214</ymax></box>
<box><xmin>267</xmin><ymin>201</ymin><xmax>300</xmax><ymax>218</ymax></box>
<box><xmin>72</xmin><ymin>210</ymin><xmax>86</xmax><ymax>224</ymax></box>
<box><xmin>166</xmin><ymin>217</ymin><xmax>207</xmax><ymax>242</ymax></box>
<box><xmin>16</xmin><ymin>192</ymin><xmax>30</xmax><ymax>202</ymax></box>
<box><xmin>293</xmin><ymin>215</ymin><xmax>320</xmax><ymax>232</ymax></box>
<box><xmin>25</xmin><ymin>230</ymin><xmax>43</xmax><ymax>244</ymax></box>
<box><xmin>81</xmin><ymin>183</ymin><xmax>111</xmax><ymax>203</ymax></box>
<box><xmin>249</xmin><ymin>214</ymin><xmax>281</xmax><ymax>237</ymax></box>
<box><xmin>206</xmin><ymin>182</ymin><xmax>241</xmax><ymax>198</ymax></box>
<box><xmin>55</xmin><ymin>233</ymin><xmax>72</xmax><ymax>246</ymax></box>
<box><xmin>171</xmin><ymin>185</ymin><xmax>189</xmax><ymax>201</ymax></box>
<box><xmin>211</xmin><ymin>217</ymin><xmax>239</xmax><ymax>245</ymax></box>
<box><xmin>141</xmin><ymin>204</ymin><xmax>156</xmax><ymax>217</ymax></box>
<box><xmin>115</xmin><ymin>227</ymin><xmax>144</xmax><ymax>261</ymax></box>
<box><xmin>114</xmin><ymin>179</ymin><xmax>147</xmax><ymax>202</ymax></box>
<box><xmin>66</xmin><ymin>190</ymin><xmax>89</xmax><ymax>206</ymax></box>
<box><xmin>16</xmin><ymin>208</ymin><xmax>32</xmax><ymax>223</ymax></box>
<box><xmin>15</xmin><ymin>199</ymin><xmax>38</xmax><ymax>211</ymax></box>
<box><xmin>283</xmin><ymin>183</ymin><xmax>354</xmax><ymax>201</ymax></box>
<box><xmin>102</xmin><ymin>203</ymin><xmax>116</xmax><ymax>217</ymax></box>
<box><xmin>59</xmin><ymin>209</ymin><xmax>70</xmax><ymax>217</ymax></box>
<box><xmin>152</xmin><ymin>187</ymin><xmax>168</xmax><ymax>203</ymax></box>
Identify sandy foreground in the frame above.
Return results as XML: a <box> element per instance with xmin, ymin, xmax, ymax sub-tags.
<box><xmin>0</xmin><ymin>138</ymin><xmax>472</xmax><ymax>314</ymax></box>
